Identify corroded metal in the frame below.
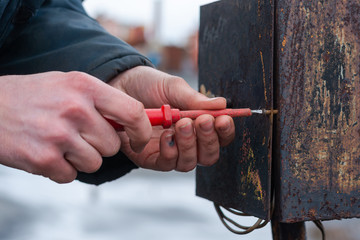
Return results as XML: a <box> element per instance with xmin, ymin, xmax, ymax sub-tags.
<box><xmin>196</xmin><ymin>0</ymin><xmax>274</xmax><ymax>221</ymax></box>
<box><xmin>196</xmin><ymin>0</ymin><xmax>360</xmax><ymax>227</ymax></box>
<box><xmin>275</xmin><ymin>0</ymin><xmax>360</xmax><ymax>222</ymax></box>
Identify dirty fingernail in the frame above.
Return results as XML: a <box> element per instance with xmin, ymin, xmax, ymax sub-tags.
<box><xmin>165</xmin><ymin>132</ymin><xmax>175</xmax><ymax>147</ymax></box>
<box><xmin>179</xmin><ymin>122</ymin><xmax>193</xmax><ymax>136</ymax></box>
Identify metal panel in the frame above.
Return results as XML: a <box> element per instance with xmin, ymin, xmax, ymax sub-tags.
<box><xmin>275</xmin><ymin>0</ymin><xmax>360</xmax><ymax>222</ymax></box>
<box><xmin>196</xmin><ymin>0</ymin><xmax>274</xmax><ymax>220</ymax></box>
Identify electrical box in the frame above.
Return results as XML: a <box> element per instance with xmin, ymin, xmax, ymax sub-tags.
<box><xmin>196</xmin><ymin>0</ymin><xmax>360</xmax><ymax>223</ymax></box>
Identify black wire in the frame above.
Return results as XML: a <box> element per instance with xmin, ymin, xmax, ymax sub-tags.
<box><xmin>313</xmin><ymin>220</ymin><xmax>326</xmax><ymax>240</ymax></box>
<box><xmin>214</xmin><ymin>203</ymin><xmax>269</xmax><ymax>235</ymax></box>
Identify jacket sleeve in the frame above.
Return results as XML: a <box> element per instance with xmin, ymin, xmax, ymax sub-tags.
<box><xmin>0</xmin><ymin>0</ymin><xmax>154</xmax><ymax>185</ymax></box>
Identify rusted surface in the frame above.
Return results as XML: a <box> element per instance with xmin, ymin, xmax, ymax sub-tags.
<box><xmin>195</xmin><ymin>0</ymin><xmax>274</xmax><ymax>220</ymax></box>
<box><xmin>275</xmin><ymin>0</ymin><xmax>360</xmax><ymax>222</ymax></box>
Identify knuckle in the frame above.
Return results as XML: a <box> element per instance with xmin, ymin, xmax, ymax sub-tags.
<box><xmin>84</xmin><ymin>155</ymin><xmax>102</xmax><ymax>173</ymax></box>
<box><xmin>179</xmin><ymin>140</ymin><xmax>195</xmax><ymax>153</ymax></box>
<box><xmin>126</xmin><ymin>100</ymin><xmax>145</xmax><ymax>122</ymax></box>
<box><xmin>102</xmin><ymin>135</ymin><xmax>121</xmax><ymax>157</ymax></box>
<box><xmin>51</xmin><ymin>171</ymin><xmax>77</xmax><ymax>184</ymax></box>
<box><xmin>66</xmin><ymin>71</ymin><xmax>91</xmax><ymax>85</ymax></box>
<box><xmin>63</xmin><ymin>72</ymin><xmax>96</xmax><ymax>95</ymax></box>
<box><xmin>104</xmin><ymin>143</ymin><xmax>120</xmax><ymax>157</ymax></box>
<box><xmin>62</xmin><ymin>99</ymin><xmax>88</xmax><ymax>119</ymax></box>
<box><xmin>167</xmin><ymin>77</ymin><xmax>187</xmax><ymax>98</ymax></box>
<box><xmin>30</xmin><ymin>149</ymin><xmax>60</xmax><ymax>174</ymax></box>
<box><xmin>48</xmin><ymin>126</ymin><xmax>72</xmax><ymax>144</ymax></box>
<box><xmin>170</xmin><ymin>76</ymin><xmax>186</xmax><ymax>85</ymax></box>
<box><xmin>205</xmin><ymin>135</ymin><xmax>218</xmax><ymax>147</ymax></box>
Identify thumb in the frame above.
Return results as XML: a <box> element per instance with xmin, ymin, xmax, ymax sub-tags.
<box><xmin>165</xmin><ymin>77</ymin><xmax>226</xmax><ymax>110</ymax></box>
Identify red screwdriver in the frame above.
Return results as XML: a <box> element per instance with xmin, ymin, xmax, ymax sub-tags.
<box><xmin>106</xmin><ymin>104</ymin><xmax>274</xmax><ymax>131</ymax></box>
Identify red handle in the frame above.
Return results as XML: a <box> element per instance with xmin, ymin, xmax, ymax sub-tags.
<box><xmin>106</xmin><ymin>105</ymin><xmax>180</xmax><ymax>131</ymax></box>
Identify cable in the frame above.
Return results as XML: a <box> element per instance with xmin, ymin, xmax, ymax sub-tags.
<box><xmin>313</xmin><ymin>220</ymin><xmax>326</xmax><ymax>240</ymax></box>
<box><xmin>214</xmin><ymin>203</ymin><xmax>269</xmax><ymax>235</ymax></box>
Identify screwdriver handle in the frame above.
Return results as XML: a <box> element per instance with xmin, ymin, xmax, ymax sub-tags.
<box><xmin>106</xmin><ymin>105</ymin><xmax>180</xmax><ymax>131</ymax></box>
<box><xmin>106</xmin><ymin>104</ymin><xmax>252</xmax><ymax>131</ymax></box>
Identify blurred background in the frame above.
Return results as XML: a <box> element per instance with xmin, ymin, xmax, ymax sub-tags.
<box><xmin>0</xmin><ymin>0</ymin><xmax>359</xmax><ymax>239</ymax></box>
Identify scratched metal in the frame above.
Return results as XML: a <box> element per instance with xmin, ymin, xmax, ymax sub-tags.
<box><xmin>195</xmin><ymin>0</ymin><xmax>274</xmax><ymax>220</ymax></box>
<box><xmin>274</xmin><ymin>0</ymin><xmax>360</xmax><ymax>222</ymax></box>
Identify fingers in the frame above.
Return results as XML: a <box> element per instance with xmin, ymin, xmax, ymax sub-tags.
<box><xmin>64</xmin><ymin>134</ymin><xmax>103</xmax><ymax>174</ymax></box>
<box><xmin>108</xmin><ymin>66</ymin><xmax>227</xmax><ymax>110</ymax></box>
<box><xmin>165</xmin><ymin>115</ymin><xmax>234</xmax><ymax>171</ymax></box>
<box><xmin>89</xmin><ymin>76</ymin><xmax>152</xmax><ymax>153</ymax></box>
<box><xmin>30</xmin><ymin>134</ymin><xmax>103</xmax><ymax>183</ymax></box>
<box><xmin>26</xmin><ymin>146</ymin><xmax>78</xmax><ymax>184</ymax></box>
<box><xmin>214</xmin><ymin>115</ymin><xmax>236</xmax><ymax>146</ymax></box>
<box><xmin>129</xmin><ymin>115</ymin><xmax>235</xmax><ymax>173</ymax></box>
<box><xmin>156</xmin><ymin>130</ymin><xmax>178</xmax><ymax>171</ymax></box>
<box><xmin>63</xmin><ymin>104</ymin><xmax>121</xmax><ymax>157</ymax></box>
<box><xmin>174</xmin><ymin>118</ymin><xmax>197</xmax><ymax>171</ymax></box>
<box><xmin>194</xmin><ymin>115</ymin><xmax>220</xmax><ymax>166</ymax></box>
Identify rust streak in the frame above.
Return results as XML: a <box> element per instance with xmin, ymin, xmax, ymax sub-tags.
<box><xmin>260</xmin><ymin>50</ymin><xmax>268</xmax><ymax>103</ymax></box>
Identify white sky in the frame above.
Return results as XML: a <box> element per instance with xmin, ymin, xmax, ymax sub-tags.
<box><xmin>83</xmin><ymin>0</ymin><xmax>218</xmax><ymax>46</ymax></box>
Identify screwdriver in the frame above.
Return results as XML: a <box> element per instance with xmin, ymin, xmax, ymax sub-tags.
<box><xmin>106</xmin><ymin>104</ymin><xmax>277</xmax><ymax>131</ymax></box>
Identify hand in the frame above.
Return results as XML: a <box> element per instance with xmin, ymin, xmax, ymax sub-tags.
<box><xmin>0</xmin><ymin>71</ymin><xmax>152</xmax><ymax>183</ymax></box>
<box><xmin>109</xmin><ymin>66</ymin><xmax>235</xmax><ymax>172</ymax></box>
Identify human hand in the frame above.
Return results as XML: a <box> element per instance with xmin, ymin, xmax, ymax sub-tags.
<box><xmin>108</xmin><ymin>66</ymin><xmax>235</xmax><ymax>172</ymax></box>
<box><xmin>0</xmin><ymin>71</ymin><xmax>152</xmax><ymax>183</ymax></box>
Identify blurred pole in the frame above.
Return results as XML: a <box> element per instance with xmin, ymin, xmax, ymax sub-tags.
<box><xmin>147</xmin><ymin>0</ymin><xmax>163</xmax><ymax>67</ymax></box>
<box><xmin>153</xmin><ymin>0</ymin><xmax>162</xmax><ymax>43</ymax></box>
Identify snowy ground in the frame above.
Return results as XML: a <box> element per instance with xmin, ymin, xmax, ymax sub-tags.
<box><xmin>0</xmin><ymin>166</ymin><xmax>359</xmax><ymax>240</ymax></box>
<box><xmin>0</xmin><ymin>166</ymin><xmax>272</xmax><ymax>240</ymax></box>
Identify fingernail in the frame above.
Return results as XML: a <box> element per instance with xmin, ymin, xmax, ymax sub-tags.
<box><xmin>199</xmin><ymin>119</ymin><xmax>213</xmax><ymax>133</ymax></box>
<box><xmin>179</xmin><ymin>122</ymin><xmax>193</xmax><ymax>136</ymax></box>
<box><xmin>165</xmin><ymin>132</ymin><xmax>175</xmax><ymax>147</ymax></box>
<box><xmin>206</xmin><ymin>97</ymin><xmax>221</xmax><ymax>101</ymax></box>
<box><xmin>219</xmin><ymin>119</ymin><xmax>231</xmax><ymax>132</ymax></box>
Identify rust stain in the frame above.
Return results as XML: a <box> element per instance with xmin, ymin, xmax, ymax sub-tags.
<box><xmin>199</xmin><ymin>84</ymin><xmax>216</xmax><ymax>98</ymax></box>
<box><xmin>241</xmin><ymin>151</ymin><xmax>264</xmax><ymax>201</ymax></box>
<box><xmin>281</xmin><ymin>36</ymin><xmax>287</xmax><ymax>52</ymax></box>
<box><xmin>277</xmin><ymin>0</ymin><xmax>360</xmax><ymax>221</ymax></box>
<box><xmin>280</xmin><ymin>0</ymin><xmax>360</xmax><ymax>193</ymax></box>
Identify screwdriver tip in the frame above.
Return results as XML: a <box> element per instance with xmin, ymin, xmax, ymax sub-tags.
<box><xmin>251</xmin><ymin>109</ymin><xmax>278</xmax><ymax>115</ymax></box>
<box><xmin>251</xmin><ymin>110</ymin><xmax>264</xmax><ymax>114</ymax></box>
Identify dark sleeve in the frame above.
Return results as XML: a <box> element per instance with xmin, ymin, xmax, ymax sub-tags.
<box><xmin>0</xmin><ymin>0</ymin><xmax>153</xmax><ymax>185</ymax></box>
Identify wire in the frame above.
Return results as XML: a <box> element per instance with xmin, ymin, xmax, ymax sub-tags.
<box><xmin>313</xmin><ymin>220</ymin><xmax>326</xmax><ymax>240</ymax></box>
<box><xmin>213</xmin><ymin>203</ymin><xmax>269</xmax><ymax>235</ymax></box>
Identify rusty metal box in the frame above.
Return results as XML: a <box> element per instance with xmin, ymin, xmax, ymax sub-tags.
<box><xmin>196</xmin><ymin>0</ymin><xmax>360</xmax><ymax>223</ymax></box>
